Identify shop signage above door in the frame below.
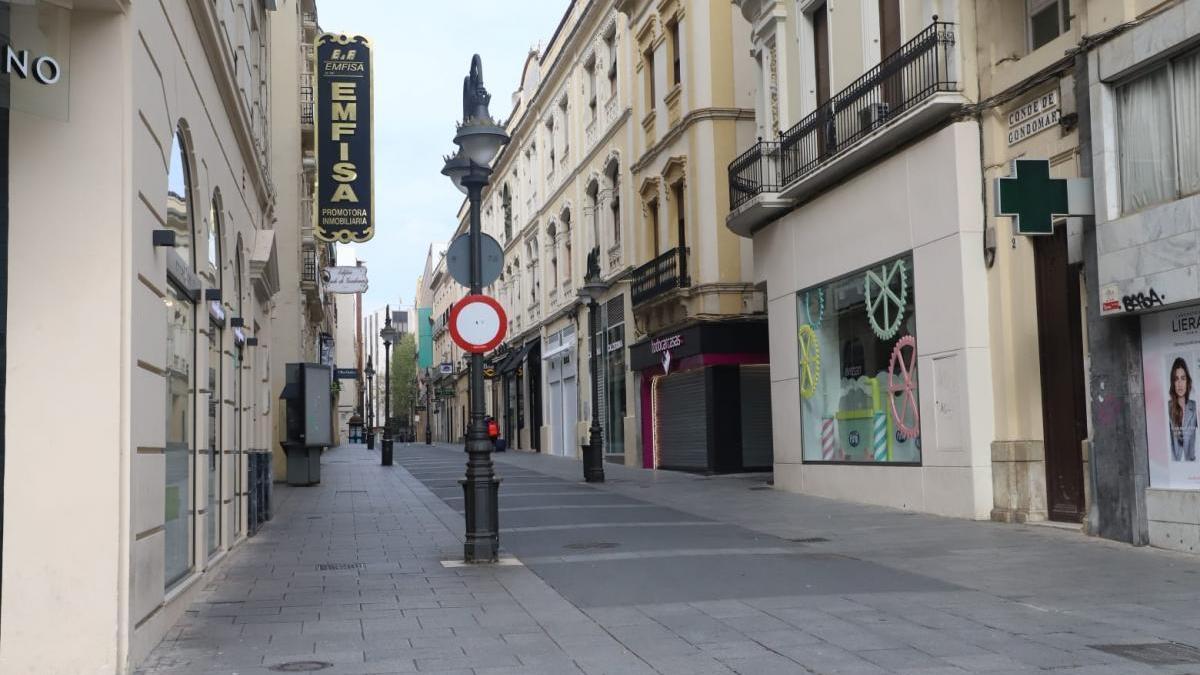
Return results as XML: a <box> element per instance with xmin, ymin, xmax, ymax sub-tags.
<box><xmin>5</xmin><ymin>44</ymin><xmax>61</xmax><ymax>86</ymax></box>
<box><xmin>650</xmin><ymin>334</ymin><xmax>683</xmax><ymax>353</ymax></box>
<box><xmin>316</xmin><ymin>33</ymin><xmax>374</xmax><ymax>243</ymax></box>
<box><xmin>995</xmin><ymin>159</ymin><xmax>1093</xmax><ymax>236</ymax></box>
<box><xmin>323</xmin><ymin>265</ymin><xmax>368</xmax><ymax>293</ymax></box>
<box><xmin>334</xmin><ymin>368</ymin><xmax>358</xmax><ymax>380</ymax></box>
<box><xmin>1007</xmin><ymin>90</ymin><xmax>1060</xmax><ymax>146</ymax></box>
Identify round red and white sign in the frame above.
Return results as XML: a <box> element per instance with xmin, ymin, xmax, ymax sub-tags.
<box><xmin>449</xmin><ymin>294</ymin><xmax>507</xmax><ymax>354</ymax></box>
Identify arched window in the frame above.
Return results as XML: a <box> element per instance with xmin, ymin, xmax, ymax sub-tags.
<box><xmin>605</xmin><ymin>159</ymin><xmax>621</xmax><ymax>248</ymax></box>
<box><xmin>165</xmin><ymin>126</ymin><xmax>196</xmax><ymax>589</ymax></box>
<box><xmin>547</xmin><ymin>222</ymin><xmax>558</xmax><ymax>287</ymax></box>
<box><xmin>206</xmin><ymin>191</ymin><xmax>224</xmax><ymax>556</ymax></box>
<box><xmin>560</xmin><ymin>208</ymin><xmax>572</xmax><ymax>284</ymax></box>
<box><xmin>502</xmin><ymin>184</ymin><xmax>513</xmax><ymax>242</ymax></box>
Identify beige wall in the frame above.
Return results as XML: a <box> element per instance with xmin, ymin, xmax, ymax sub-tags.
<box><xmin>2</xmin><ymin>0</ymin><xmax>280</xmax><ymax>672</ymax></box>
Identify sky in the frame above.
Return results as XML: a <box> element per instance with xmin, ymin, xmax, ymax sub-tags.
<box><xmin>318</xmin><ymin>0</ymin><xmax>567</xmax><ymax>314</ymax></box>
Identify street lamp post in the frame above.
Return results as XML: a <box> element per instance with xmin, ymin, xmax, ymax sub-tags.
<box><xmin>578</xmin><ymin>251</ymin><xmax>606</xmax><ymax>483</ymax></box>
<box><xmin>365</xmin><ymin>356</ymin><xmax>375</xmax><ymax>449</ymax></box>
<box><xmin>381</xmin><ymin>308</ymin><xmax>398</xmax><ymax>466</ymax></box>
<box><xmin>425</xmin><ymin>375</ymin><xmax>433</xmax><ymax>444</ymax></box>
<box><xmin>441</xmin><ymin>55</ymin><xmax>509</xmax><ymax>563</ymax></box>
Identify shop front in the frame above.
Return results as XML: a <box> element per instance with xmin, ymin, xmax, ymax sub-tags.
<box><xmin>749</xmin><ymin>122</ymin><xmax>995</xmax><ymax>519</ymax></box>
<box><xmin>542</xmin><ymin>324</ymin><xmax>578</xmax><ymax>458</ymax></box>
<box><xmin>630</xmin><ymin>321</ymin><xmax>772</xmax><ymax>473</ymax></box>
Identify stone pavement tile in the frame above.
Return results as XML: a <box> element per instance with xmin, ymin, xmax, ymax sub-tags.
<box><xmin>583</xmin><ymin>606</ymin><xmax>656</xmax><ymax>627</ymax></box>
<box><xmin>719</xmin><ymin>653</ymin><xmax>815</xmax><ymax>675</ymax></box>
<box><xmin>412</xmin><ymin>653</ymin><xmax>521</xmax><ymax>671</ymax></box>
<box><xmin>941</xmin><ymin>652</ymin><xmax>1029</xmax><ymax>671</ymax></box>
<box><xmin>692</xmin><ymin>639</ymin><xmax>777</xmax><ymax>660</ymax></box>
<box><xmin>300</xmin><ymin>618</ymin><xmax>364</xmax><ymax>637</ymax></box>
<box><xmin>688</xmin><ymin>600</ymin><xmax>762</xmax><ymax>619</ymax></box>
<box><xmin>238</xmin><ymin>621</ymin><xmax>304</xmax><ymax>637</ymax></box>
<box><xmin>364</xmin><ymin>644</ymin><xmax>467</xmax><ymax>661</ymax></box>
<box><xmin>774</xmin><ymin>642</ymin><xmax>890</xmax><ymax>674</ymax></box>
<box><xmin>641</xmin><ymin>653</ymin><xmax>738</xmax><ymax>675</ymax></box>
<box><xmin>800</xmin><ymin>617</ymin><xmax>906</xmax><ymax>652</ymax></box>
<box><xmin>745</xmin><ymin>628</ymin><xmax>824</xmax><ymax>649</ymax></box>
<box><xmin>572</xmin><ymin>654</ymin><xmax>659</xmax><ymax>675</ymax></box>
<box><xmin>857</xmin><ymin>646</ymin><xmax>954</xmax><ymax>671</ymax></box>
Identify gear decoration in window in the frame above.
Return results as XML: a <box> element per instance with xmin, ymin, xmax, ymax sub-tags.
<box><xmin>802</xmin><ymin>288</ymin><xmax>825</xmax><ymax>329</ymax></box>
<box><xmin>864</xmin><ymin>259</ymin><xmax>908</xmax><ymax>341</ymax></box>
<box><xmin>797</xmin><ymin>324</ymin><xmax>820</xmax><ymax>399</ymax></box>
<box><xmin>887</xmin><ymin>334</ymin><xmax>919</xmax><ymax>440</ymax></box>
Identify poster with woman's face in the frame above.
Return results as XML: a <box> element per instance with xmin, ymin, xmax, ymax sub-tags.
<box><xmin>1141</xmin><ymin>308</ymin><xmax>1200</xmax><ymax>490</ymax></box>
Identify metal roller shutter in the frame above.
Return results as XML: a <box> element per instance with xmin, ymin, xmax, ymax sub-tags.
<box><xmin>739</xmin><ymin>365</ymin><xmax>774</xmax><ymax>469</ymax></box>
<box><xmin>656</xmin><ymin>368</ymin><xmax>709</xmax><ymax>470</ymax></box>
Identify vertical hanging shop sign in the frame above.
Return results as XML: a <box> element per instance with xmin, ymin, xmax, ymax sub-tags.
<box><xmin>316</xmin><ymin>33</ymin><xmax>374</xmax><ymax>243</ymax></box>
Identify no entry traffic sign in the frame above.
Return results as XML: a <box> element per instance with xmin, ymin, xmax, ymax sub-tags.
<box><xmin>449</xmin><ymin>295</ymin><xmax>507</xmax><ymax>354</ymax></box>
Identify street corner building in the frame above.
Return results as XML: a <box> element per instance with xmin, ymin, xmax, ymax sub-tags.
<box><xmin>0</xmin><ymin>0</ymin><xmax>333</xmax><ymax>671</ymax></box>
<box><xmin>728</xmin><ymin>0</ymin><xmax>1200</xmax><ymax>552</ymax></box>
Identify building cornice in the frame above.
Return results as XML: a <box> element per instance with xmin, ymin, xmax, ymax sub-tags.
<box><xmin>630</xmin><ymin>107</ymin><xmax>754</xmax><ymax>173</ymax></box>
<box><xmin>186</xmin><ymin>0</ymin><xmax>275</xmax><ymax>214</ymax></box>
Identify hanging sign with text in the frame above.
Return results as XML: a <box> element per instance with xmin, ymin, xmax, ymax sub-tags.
<box><xmin>316</xmin><ymin>33</ymin><xmax>374</xmax><ymax>243</ymax></box>
<box><xmin>323</xmin><ymin>265</ymin><xmax>369</xmax><ymax>294</ymax></box>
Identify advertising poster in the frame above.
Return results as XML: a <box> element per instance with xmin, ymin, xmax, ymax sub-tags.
<box><xmin>1141</xmin><ymin>306</ymin><xmax>1200</xmax><ymax>490</ymax></box>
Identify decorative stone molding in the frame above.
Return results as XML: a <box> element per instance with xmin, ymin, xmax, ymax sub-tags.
<box><xmin>661</xmin><ymin>155</ymin><xmax>687</xmax><ymax>190</ymax></box>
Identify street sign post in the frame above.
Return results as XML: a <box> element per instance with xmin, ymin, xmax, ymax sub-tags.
<box><xmin>446</xmin><ymin>232</ymin><xmax>504</xmax><ymax>288</ymax></box>
<box><xmin>449</xmin><ymin>294</ymin><xmax>507</xmax><ymax>354</ymax></box>
<box><xmin>995</xmin><ymin>159</ymin><xmax>1093</xmax><ymax>236</ymax></box>
<box><xmin>323</xmin><ymin>266</ymin><xmax>369</xmax><ymax>293</ymax></box>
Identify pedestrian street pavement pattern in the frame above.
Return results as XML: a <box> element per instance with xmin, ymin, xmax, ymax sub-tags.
<box><xmin>138</xmin><ymin>442</ymin><xmax>1200</xmax><ymax>674</ymax></box>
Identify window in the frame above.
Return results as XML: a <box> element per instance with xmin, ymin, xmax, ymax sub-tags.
<box><xmin>502</xmin><ymin>184</ymin><xmax>513</xmax><ymax>241</ymax></box>
<box><xmin>1117</xmin><ymin>48</ymin><xmax>1200</xmax><ymax>213</ymax></box>
<box><xmin>643</xmin><ymin>46</ymin><xmax>656</xmax><ymax>107</ymax></box>
<box><xmin>561</xmin><ymin>209</ymin><xmax>572</xmax><ymax>283</ymax></box>
<box><xmin>585</xmin><ymin>55</ymin><xmax>598</xmax><ymax>122</ymax></box>
<box><xmin>558</xmin><ymin>96</ymin><xmax>570</xmax><ymax>159</ymax></box>
<box><xmin>207</xmin><ymin>194</ymin><xmax>221</xmax><ymax>276</ymax></box>
<box><xmin>207</xmin><ymin>193</ymin><xmax>223</xmax><ymax>556</ymax></box>
<box><xmin>668</xmin><ymin>20</ymin><xmax>682</xmax><ymax>87</ymax></box>
<box><xmin>546</xmin><ymin>119</ymin><xmax>556</xmax><ymax>172</ymax></box>
<box><xmin>1028</xmin><ymin>0</ymin><xmax>1069</xmax><ymax>51</ymax></box>
<box><xmin>607</xmin><ymin>161</ymin><xmax>621</xmax><ymax>248</ymax></box>
<box><xmin>797</xmin><ymin>254</ymin><xmax>920</xmax><ymax>464</ymax></box>
<box><xmin>649</xmin><ymin>198</ymin><xmax>660</xmax><ymax>255</ymax></box>
<box><xmin>672</xmin><ymin>181</ymin><xmax>686</xmax><ymax>251</ymax></box>
<box><xmin>548</xmin><ymin>223</ymin><xmax>559</xmax><ymax>287</ymax></box>
<box><xmin>604</xmin><ymin>26</ymin><xmax>618</xmax><ymax>97</ymax></box>
<box><xmin>165</xmin><ymin>127</ymin><xmax>195</xmax><ymax>589</ymax></box>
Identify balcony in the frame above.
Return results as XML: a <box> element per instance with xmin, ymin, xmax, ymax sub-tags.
<box><xmin>632</xmin><ymin>246</ymin><xmax>689</xmax><ymax>307</ymax></box>
<box><xmin>300</xmin><ymin>85</ymin><xmax>313</xmax><ymax>127</ymax></box>
<box><xmin>727</xmin><ymin>21</ymin><xmax>963</xmax><ymax>236</ymax></box>
<box><xmin>301</xmin><ymin>247</ymin><xmax>318</xmax><ymax>291</ymax></box>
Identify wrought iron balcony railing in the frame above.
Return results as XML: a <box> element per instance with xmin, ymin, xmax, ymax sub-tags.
<box><xmin>632</xmin><ymin>246</ymin><xmax>689</xmax><ymax>307</ymax></box>
<box><xmin>729</xmin><ymin>140</ymin><xmax>784</xmax><ymax>210</ymax></box>
<box><xmin>300</xmin><ymin>85</ymin><xmax>313</xmax><ymax>126</ymax></box>
<box><xmin>728</xmin><ymin>21</ymin><xmax>956</xmax><ymax>209</ymax></box>
<box><xmin>301</xmin><ymin>247</ymin><xmax>318</xmax><ymax>288</ymax></box>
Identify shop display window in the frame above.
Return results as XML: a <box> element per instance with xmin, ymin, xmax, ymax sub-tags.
<box><xmin>797</xmin><ymin>254</ymin><xmax>920</xmax><ymax>464</ymax></box>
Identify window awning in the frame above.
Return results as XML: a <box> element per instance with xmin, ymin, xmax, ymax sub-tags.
<box><xmin>498</xmin><ymin>341</ymin><xmax>536</xmax><ymax>374</ymax></box>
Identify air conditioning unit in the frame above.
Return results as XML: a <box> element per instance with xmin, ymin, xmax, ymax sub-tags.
<box><xmin>859</xmin><ymin>102</ymin><xmax>891</xmax><ymax>131</ymax></box>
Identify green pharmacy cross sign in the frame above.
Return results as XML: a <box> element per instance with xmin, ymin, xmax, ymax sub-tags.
<box><xmin>995</xmin><ymin>159</ymin><xmax>1093</xmax><ymax>236</ymax></box>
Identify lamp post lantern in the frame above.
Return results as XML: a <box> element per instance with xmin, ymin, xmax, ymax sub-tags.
<box><xmin>578</xmin><ymin>250</ymin><xmax>606</xmax><ymax>483</ymax></box>
<box><xmin>442</xmin><ymin>55</ymin><xmax>509</xmax><ymax>563</ymax></box>
<box><xmin>380</xmin><ymin>308</ymin><xmax>399</xmax><ymax>466</ymax></box>
<box><xmin>365</xmin><ymin>356</ymin><xmax>375</xmax><ymax>449</ymax></box>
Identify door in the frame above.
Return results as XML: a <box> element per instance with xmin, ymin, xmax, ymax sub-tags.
<box><xmin>879</xmin><ymin>0</ymin><xmax>902</xmax><ymax>108</ymax></box>
<box><xmin>1033</xmin><ymin>225</ymin><xmax>1087</xmax><ymax>522</ymax></box>
<box><xmin>812</xmin><ymin>3</ymin><xmax>832</xmax><ymax>156</ymax></box>
<box><xmin>549</xmin><ymin>379</ymin><xmax>563</xmax><ymax>456</ymax></box>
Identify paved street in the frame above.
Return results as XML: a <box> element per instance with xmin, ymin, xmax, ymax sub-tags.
<box><xmin>139</xmin><ymin>443</ymin><xmax>1200</xmax><ymax>675</ymax></box>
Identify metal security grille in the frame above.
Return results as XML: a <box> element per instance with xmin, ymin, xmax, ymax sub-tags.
<box><xmin>739</xmin><ymin>365</ymin><xmax>774</xmax><ymax>468</ymax></box>
<box><xmin>656</xmin><ymin>368</ymin><xmax>708</xmax><ymax>470</ymax></box>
